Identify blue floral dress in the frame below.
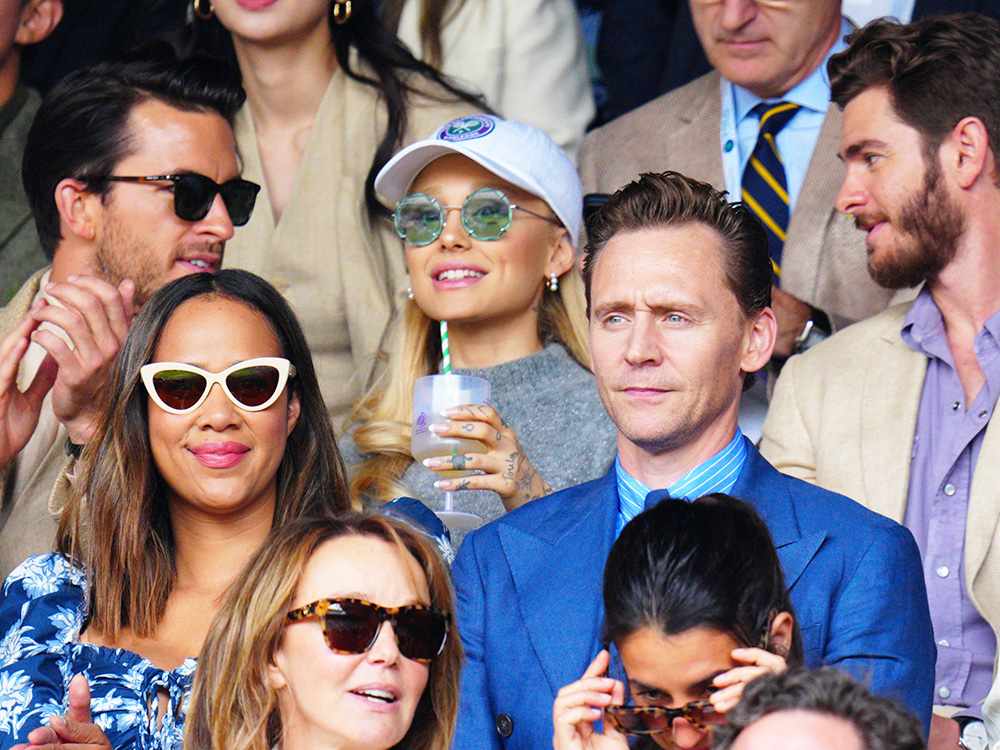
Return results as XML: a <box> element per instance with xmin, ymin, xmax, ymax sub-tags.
<box><xmin>0</xmin><ymin>554</ymin><xmax>196</xmax><ymax>750</ymax></box>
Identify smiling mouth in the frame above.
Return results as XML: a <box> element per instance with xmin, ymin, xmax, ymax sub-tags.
<box><xmin>435</xmin><ymin>269</ymin><xmax>485</xmax><ymax>282</ymax></box>
<box><xmin>352</xmin><ymin>688</ymin><xmax>398</xmax><ymax>703</ymax></box>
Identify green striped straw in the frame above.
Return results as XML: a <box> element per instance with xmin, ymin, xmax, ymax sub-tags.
<box><xmin>440</xmin><ymin>320</ymin><xmax>451</xmax><ymax>374</ymax></box>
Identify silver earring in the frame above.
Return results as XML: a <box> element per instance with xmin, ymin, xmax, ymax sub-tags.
<box><xmin>407</xmin><ymin>286</ymin><xmax>414</xmax><ymax>300</ymax></box>
<box><xmin>547</xmin><ymin>273</ymin><xmax>559</xmax><ymax>292</ymax></box>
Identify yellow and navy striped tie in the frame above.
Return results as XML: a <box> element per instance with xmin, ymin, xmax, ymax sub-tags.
<box><xmin>741</xmin><ymin>101</ymin><xmax>801</xmax><ymax>282</ymax></box>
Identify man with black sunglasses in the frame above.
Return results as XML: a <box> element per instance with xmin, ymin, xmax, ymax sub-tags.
<box><xmin>0</xmin><ymin>43</ymin><xmax>257</xmax><ymax>579</ymax></box>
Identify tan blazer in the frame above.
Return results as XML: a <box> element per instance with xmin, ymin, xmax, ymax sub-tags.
<box><xmin>579</xmin><ymin>71</ymin><xmax>900</xmax><ymax>330</ymax></box>
<box><xmin>225</xmin><ymin>70</ymin><xmax>481</xmax><ymax>428</ymax></box>
<box><xmin>760</xmin><ymin>302</ymin><xmax>1000</xmax><ymax>652</ymax></box>
<box><xmin>0</xmin><ymin>269</ymin><xmax>73</xmax><ymax>579</ymax></box>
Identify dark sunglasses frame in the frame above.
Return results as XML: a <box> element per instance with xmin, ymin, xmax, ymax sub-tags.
<box><xmin>604</xmin><ymin>701</ymin><xmax>723</xmax><ymax>735</ymax></box>
<box><xmin>286</xmin><ymin>597</ymin><xmax>450</xmax><ymax>663</ymax></box>
<box><xmin>393</xmin><ymin>187</ymin><xmax>561</xmax><ymax>246</ymax></box>
<box><xmin>96</xmin><ymin>173</ymin><xmax>261</xmax><ymax>226</ymax></box>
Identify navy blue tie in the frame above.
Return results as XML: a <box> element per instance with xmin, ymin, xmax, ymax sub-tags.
<box><xmin>741</xmin><ymin>101</ymin><xmax>801</xmax><ymax>283</ymax></box>
<box><xmin>644</xmin><ymin>489</ymin><xmax>673</xmax><ymax>512</ymax></box>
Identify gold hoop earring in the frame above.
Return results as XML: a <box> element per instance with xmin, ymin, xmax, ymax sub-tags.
<box><xmin>333</xmin><ymin>0</ymin><xmax>352</xmax><ymax>24</ymax></box>
<box><xmin>193</xmin><ymin>0</ymin><xmax>214</xmax><ymax>20</ymax></box>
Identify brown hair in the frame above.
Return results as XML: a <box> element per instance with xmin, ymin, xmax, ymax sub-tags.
<box><xmin>830</xmin><ymin>14</ymin><xmax>1000</xmax><ymax>172</ymax></box>
<box><xmin>582</xmin><ymin>171</ymin><xmax>772</xmax><ymax>320</ymax></box>
<box><xmin>57</xmin><ymin>270</ymin><xmax>350</xmax><ymax>640</ymax></box>
<box><xmin>184</xmin><ymin>514</ymin><xmax>461</xmax><ymax>750</ymax></box>
<box><xmin>381</xmin><ymin>0</ymin><xmax>470</xmax><ymax>68</ymax></box>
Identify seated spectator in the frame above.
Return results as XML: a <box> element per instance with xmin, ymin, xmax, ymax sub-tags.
<box><xmin>760</xmin><ymin>14</ymin><xmax>1000</xmax><ymax>748</ymax></box>
<box><xmin>712</xmin><ymin>667</ymin><xmax>926</xmax><ymax>750</ymax></box>
<box><xmin>0</xmin><ymin>0</ymin><xmax>61</xmax><ymax>303</ymax></box>
<box><xmin>553</xmin><ymin>494</ymin><xmax>802</xmax><ymax>750</ymax></box>
<box><xmin>381</xmin><ymin>0</ymin><xmax>594</xmax><ymax>159</ymax></box>
<box><xmin>185</xmin><ymin>513</ymin><xmax>461</xmax><ymax>750</ymax></box>
<box><xmin>0</xmin><ymin>44</ymin><xmax>254</xmax><ymax>580</ymax></box>
<box><xmin>342</xmin><ymin>115</ymin><xmax>616</xmax><ymax>531</ymax></box>
<box><xmin>450</xmin><ymin>172</ymin><xmax>934</xmax><ymax>750</ymax></box>
<box><xmin>179</xmin><ymin>0</ymin><xmax>485</xmax><ymax>425</ymax></box>
<box><xmin>0</xmin><ymin>270</ymin><xmax>348</xmax><ymax>749</ymax></box>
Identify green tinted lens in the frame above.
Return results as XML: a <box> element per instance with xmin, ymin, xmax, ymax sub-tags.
<box><xmin>463</xmin><ymin>188</ymin><xmax>512</xmax><ymax>240</ymax></box>
<box><xmin>395</xmin><ymin>194</ymin><xmax>443</xmax><ymax>246</ymax></box>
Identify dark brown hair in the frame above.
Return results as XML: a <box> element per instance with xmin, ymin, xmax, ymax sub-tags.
<box><xmin>830</xmin><ymin>14</ymin><xmax>1000</xmax><ymax>170</ymax></box>
<box><xmin>582</xmin><ymin>172</ymin><xmax>772</xmax><ymax>320</ymax></box>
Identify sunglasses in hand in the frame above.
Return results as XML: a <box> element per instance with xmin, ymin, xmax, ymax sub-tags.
<box><xmin>96</xmin><ymin>173</ymin><xmax>261</xmax><ymax>226</ymax></box>
<box><xmin>604</xmin><ymin>701</ymin><xmax>724</xmax><ymax>735</ymax></box>
<box><xmin>140</xmin><ymin>357</ymin><xmax>296</xmax><ymax>414</ymax></box>
<box><xmin>286</xmin><ymin>598</ymin><xmax>450</xmax><ymax>663</ymax></box>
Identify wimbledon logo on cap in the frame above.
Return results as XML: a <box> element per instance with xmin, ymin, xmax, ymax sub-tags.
<box><xmin>438</xmin><ymin>116</ymin><xmax>495</xmax><ymax>142</ymax></box>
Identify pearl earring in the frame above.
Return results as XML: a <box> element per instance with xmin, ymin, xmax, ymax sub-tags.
<box><xmin>407</xmin><ymin>285</ymin><xmax>414</xmax><ymax>300</ymax></box>
<box><xmin>547</xmin><ymin>273</ymin><xmax>559</xmax><ymax>292</ymax></box>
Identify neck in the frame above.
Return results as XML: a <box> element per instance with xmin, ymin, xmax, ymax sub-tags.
<box><xmin>929</xmin><ymin>211</ymin><xmax>1000</xmax><ymax>339</ymax></box>
<box><xmin>49</xmin><ymin>242</ymin><xmax>99</xmax><ymax>283</ymax></box>
<box><xmin>617</xmin><ymin>417</ymin><xmax>739</xmax><ymax>489</ymax></box>
<box><xmin>168</xmin><ymin>494</ymin><xmax>275</xmax><ymax>595</ymax></box>
<box><xmin>447</xmin><ymin>306</ymin><xmax>544</xmax><ymax>370</ymax></box>
<box><xmin>233</xmin><ymin>29</ymin><xmax>338</xmax><ymax>127</ymax></box>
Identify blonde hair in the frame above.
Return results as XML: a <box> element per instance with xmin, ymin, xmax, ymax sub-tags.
<box><xmin>382</xmin><ymin>0</ymin><xmax>469</xmax><ymax>68</ymax></box>
<box><xmin>348</xmin><ymin>268</ymin><xmax>589</xmax><ymax>504</ymax></box>
<box><xmin>184</xmin><ymin>513</ymin><xmax>461</xmax><ymax>750</ymax></box>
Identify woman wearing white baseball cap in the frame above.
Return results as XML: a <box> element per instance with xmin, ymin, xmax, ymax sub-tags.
<box><xmin>341</xmin><ymin>115</ymin><xmax>616</xmax><ymax>535</ymax></box>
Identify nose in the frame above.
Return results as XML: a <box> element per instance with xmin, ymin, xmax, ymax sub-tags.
<box><xmin>835</xmin><ymin>167</ymin><xmax>867</xmax><ymax>217</ymax></box>
<box><xmin>196</xmin><ymin>381</ymin><xmax>240</xmax><ymax>431</ymax></box>
<box><xmin>623</xmin><ymin>314</ymin><xmax>663</xmax><ymax>367</ymax></box>
<box><xmin>717</xmin><ymin>0</ymin><xmax>757</xmax><ymax>31</ymax></box>
<box><xmin>437</xmin><ymin>205</ymin><xmax>473</xmax><ymax>252</ymax></box>
<box><xmin>366</xmin><ymin>620</ymin><xmax>402</xmax><ymax>665</ymax></box>
<box><xmin>196</xmin><ymin>193</ymin><xmax>236</xmax><ymax>242</ymax></box>
<box><xmin>672</xmin><ymin>717</ymin><xmax>710</xmax><ymax>749</ymax></box>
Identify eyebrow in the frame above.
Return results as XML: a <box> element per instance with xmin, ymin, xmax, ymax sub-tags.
<box><xmin>591</xmin><ymin>298</ymin><xmax>706</xmax><ymax>320</ymax></box>
<box><xmin>629</xmin><ymin>670</ymin><xmax>727</xmax><ymax>699</ymax></box>
<box><xmin>840</xmin><ymin>138</ymin><xmax>889</xmax><ymax>161</ymax></box>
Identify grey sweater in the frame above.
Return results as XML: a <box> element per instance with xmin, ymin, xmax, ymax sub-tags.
<box><xmin>340</xmin><ymin>343</ymin><xmax>617</xmax><ymax>539</ymax></box>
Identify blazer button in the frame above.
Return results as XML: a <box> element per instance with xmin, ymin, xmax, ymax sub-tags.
<box><xmin>495</xmin><ymin>712</ymin><xmax>514</xmax><ymax>738</ymax></box>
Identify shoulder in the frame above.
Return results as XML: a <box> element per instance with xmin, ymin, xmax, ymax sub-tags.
<box><xmin>3</xmin><ymin>554</ymin><xmax>85</xmax><ymax>601</ymax></box>
<box><xmin>0</xmin><ymin>269</ymin><xmax>48</xmax><ymax>332</ymax></box>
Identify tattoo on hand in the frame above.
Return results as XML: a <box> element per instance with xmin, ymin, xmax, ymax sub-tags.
<box><xmin>456</xmin><ymin>479</ymin><xmax>471</xmax><ymax>491</ymax></box>
<box><xmin>452</xmin><ymin>454</ymin><xmax>468</xmax><ymax>471</ymax></box>
<box><xmin>462</xmin><ymin>423</ymin><xmax>474</xmax><ymax>433</ymax></box>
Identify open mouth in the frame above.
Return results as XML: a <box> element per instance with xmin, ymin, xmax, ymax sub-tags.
<box><xmin>435</xmin><ymin>268</ymin><xmax>485</xmax><ymax>282</ymax></box>
<box><xmin>352</xmin><ymin>688</ymin><xmax>398</xmax><ymax>704</ymax></box>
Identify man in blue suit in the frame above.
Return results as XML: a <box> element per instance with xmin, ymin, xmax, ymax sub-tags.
<box><xmin>451</xmin><ymin>171</ymin><xmax>935</xmax><ymax>750</ymax></box>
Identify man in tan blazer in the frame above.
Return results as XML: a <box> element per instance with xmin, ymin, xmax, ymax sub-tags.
<box><xmin>580</xmin><ymin>0</ymin><xmax>899</xmax><ymax>360</ymax></box>
<box><xmin>761</xmin><ymin>16</ymin><xmax>1000</xmax><ymax>750</ymax></box>
<box><xmin>0</xmin><ymin>48</ymin><xmax>253</xmax><ymax>579</ymax></box>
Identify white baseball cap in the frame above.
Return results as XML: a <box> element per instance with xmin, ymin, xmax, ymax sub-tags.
<box><xmin>375</xmin><ymin>114</ymin><xmax>583</xmax><ymax>248</ymax></box>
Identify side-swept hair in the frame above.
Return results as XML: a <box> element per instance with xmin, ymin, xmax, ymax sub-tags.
<box><xmin>57</xmin><ymin>270</ymin><xmax>349</xmax><ymax>640</ymax></box>
<box><xmin>185</xmin><ymin>514</ymin><xmax>462</xmax><ymax>750</ymax></box>
<box><xmin>604</xmin><ymin>494</ymin><xmax>803</xmax><ymax>664</ymax></box>
<box><xmin>582</xmin><ymin>172</ymin><xmax>771</xmax><ymax>320</ymax></box>
<box><xmin>712</xmin><ymin>667</ymin><xmax>926</xmax><ymax>750</ymax></box>
<box><xmin>22</xmin><ymin>41</ymin><xmax>244</xmax><ymax>258</ymax></box>
<box><xmin>830</xmin><ymin>14</ymin><xmax>1000</xmax><ymax>171</ymax></box>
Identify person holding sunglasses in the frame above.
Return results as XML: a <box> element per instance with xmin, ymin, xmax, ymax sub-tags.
<box><xmin>341</xmin><ymin>115</ymin><xmax>616</xmax><ymax>530</ymax></box>
<box><xmin>0</xmin><ymin>269</ymin><xmax>348</xmax><ymax>750</ymax></box>
<box><xmin>553</xmin><ymin>494</ymin><xmax>802</xmax><ymax>750</ymax></box>
<box><xmin>185</xmin><ymin>513</ymin><xmax>461</xmax><ymax>750</ymax></box>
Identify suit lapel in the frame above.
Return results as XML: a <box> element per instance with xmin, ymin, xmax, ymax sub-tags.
<box><xmin>499</xmin><ymin>470</ymin><xmax>618</xmax><ymax>695</ymax></box>
<box><xmin>966</xmin><ymin>414</ymin><xmax>1000</xmax><ymax>604</ymax></box>
<box><xmin>666</xmin><ymin>72</ymin><xmax>725</xmax><ymax>185</ymax></box>
<box><xmin>858</xmin><ymin>307</ymin><xmax>926</xmax><ymax>522</ymax></box>
<box><xmin>730</xmin><ymin>443</ymin><xmax>825</xmax><ymax>590</ymax></box>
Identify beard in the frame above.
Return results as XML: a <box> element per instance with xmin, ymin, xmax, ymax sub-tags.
<box><xmin>863</xmin><ymin>162</ymin><xmax>964</xmax><ymax>290</ymax></box>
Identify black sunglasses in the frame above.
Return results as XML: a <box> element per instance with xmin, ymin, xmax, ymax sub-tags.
<box><xmin>286</xmin><ymin>598</ymin><xmax>450</xmax><ymax>663</ymax></box>
<box><xmin>97</xmin><ymin>173</ymin><xmax>261</xmax><ymax>226</ymax></box>
<box><xmin>604</xmin><ymin>702</ymin><xmax>725</xmax><ymax>735</ymax></box>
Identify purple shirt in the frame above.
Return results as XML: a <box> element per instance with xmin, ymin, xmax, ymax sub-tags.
<box><xmin>901</xmin><ymin>287</ymin><xmax>1000</xmax><ymax>713</ymax></box>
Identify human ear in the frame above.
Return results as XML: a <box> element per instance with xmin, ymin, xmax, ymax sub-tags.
<box><xmin>54</xmin><ymin>179</ymin><xmax>100</xmax><ymax>243</ymax></box>
<box><xmin>15</xmin><ymin>0</ymin><xmax>63</xmax><ymax>46</ymax></box>
<box><xmin>268</xmin><ymin>652</ymin><xmax>289</xmax><ymax>690</ymax></box>
<box><xmin>544</xmin><ymin>228</ymin><xmax>576</xmax><ymax>282</ymax></box>
<box><xmin>285</xmin><ymin>391</ymin><xmax>301</xmax><ymax>437</ymax></box>
<box><xmin>767</xmin><ymin>611</ymin><xmax>795</xmax><ymax>659</ymax></box>
<box><xmin>740</xmin><ymin>307</ymin><xmax>777</xmax><ymax>375</ymax></box>
<box><xmin>947</xmin><ymin>117</ymin><xmax>990</xmax><ymax>190</ymax></box>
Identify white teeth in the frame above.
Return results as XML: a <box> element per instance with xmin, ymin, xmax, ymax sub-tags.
<box><xmin>436</xmin><ymin>268</ymin><xmax>484</xmax><ymax>281</ymax></box>
<box><xmin>357</xmin><ymin>689</ymin><xmax>395</xmax><ymax>702</ymax></box>
<box><xmin>188</xmin><ymin>259</ymin><xmax>209</xmax><ymax>269</ymax></box>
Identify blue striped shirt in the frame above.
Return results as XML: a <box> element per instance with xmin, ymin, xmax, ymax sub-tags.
<box><xmin>615</xmin><ymin>432</ymin><xmax>749</xmax><ymax>536</ymax></box>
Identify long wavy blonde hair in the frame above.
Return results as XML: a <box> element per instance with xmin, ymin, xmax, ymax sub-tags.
<box><xmin>348</xmin><ymin>268</ymin><xmax>589</xmax><ymax>505</ymax></box>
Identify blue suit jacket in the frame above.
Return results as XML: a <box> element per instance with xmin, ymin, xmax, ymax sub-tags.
<box><xmin>451</xmin><ymin>441</ymin><xmax>935</xmax><ymax>750</ymax></box>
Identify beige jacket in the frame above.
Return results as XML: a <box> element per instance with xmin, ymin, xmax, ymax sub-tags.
<box><xmin>579</xmin><ymin>71</ymin><xmax>903</xmax><ymax>330</ymax></box>
<box><xmin>760</xmin><ymin>302</ymin><xmax>1000</xmax><ymax>652</ymax></box>
<box><xmin>0</xmin><ymin>269</ymin><xmax>73</xmax><ymax>579</ymax></box>
<box><xmin>225</xmin><ymin>71</ymin><xmax>479</xmax><ymax>428</ymax></box>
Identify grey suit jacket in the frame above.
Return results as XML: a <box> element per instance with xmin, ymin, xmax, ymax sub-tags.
<box><xmin>579</xmin><ymin>71</ymin><xmax>902</xmax><ymax>329</ymax></box>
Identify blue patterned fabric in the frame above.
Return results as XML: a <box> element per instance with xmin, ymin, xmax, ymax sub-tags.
<box><xmin>0</xmin><ymin>554</ymin><xmax>195</xmax><ymax>750</ymax></box>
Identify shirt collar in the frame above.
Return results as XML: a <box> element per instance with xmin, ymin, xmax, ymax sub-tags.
<box><xmin>731</xmin><ymin>16</ymin><xmax>852</xmax><ymax>124</ymax></box>
<box><xmin>903</xmin><ymin>285</ymin><xmax>1000</xmax><ymax>361</ymax></box>
<box><xmin>616</xmin><ymin>431</ymin><xmax>749</xmax><ymax>503</ymax></box>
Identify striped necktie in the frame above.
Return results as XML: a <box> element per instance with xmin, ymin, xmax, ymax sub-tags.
<box><xmin>741</xmin><ymin>101</ymin><xmax>801</xmax><ymax>281</ymax></box>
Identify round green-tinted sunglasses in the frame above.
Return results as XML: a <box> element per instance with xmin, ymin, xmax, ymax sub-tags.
<box><xmin>394</xmin><ymin>187</ymin><xmax>561</xmax><ymax>246</ymax></box>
